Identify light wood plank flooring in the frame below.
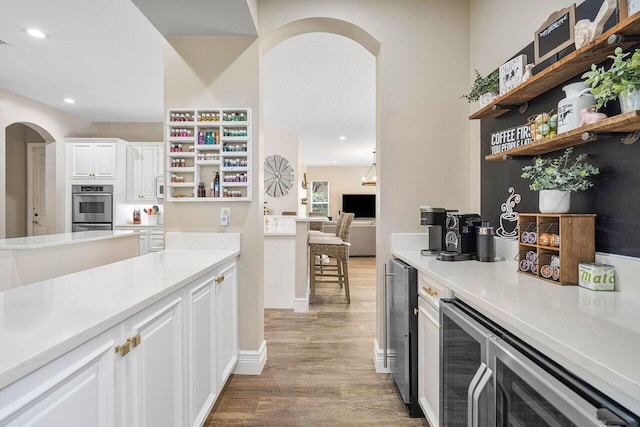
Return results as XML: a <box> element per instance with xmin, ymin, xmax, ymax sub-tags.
<box><xmin>206</xmin><ymin>257</ymin><xmax>429</xmax><ymax>426</ymax></box>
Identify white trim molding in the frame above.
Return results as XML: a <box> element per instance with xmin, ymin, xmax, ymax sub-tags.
<box><xmin>233</xmin><ymin>340</ymin><xmax>267</xmax><ymax>375</ymax></box>
<box><xmin>373</xmin><ymin>339</ymin><xmax>391</xmax><ymax>373</ymax></box>
<box><xmin>293</xmin><ymin>297</ymin><xmax>309</xmax><ymax>313</ymax></box>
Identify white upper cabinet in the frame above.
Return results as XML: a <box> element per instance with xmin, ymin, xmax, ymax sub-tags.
<box><xmin>69</xmin><ymin>140</ymin><xmax>117</xmax><ymax>180</ymax></box>
<box><xmin>126</xmin><ymin>143</ymin><xmax>163</xmax><ymax>201</ymax></box>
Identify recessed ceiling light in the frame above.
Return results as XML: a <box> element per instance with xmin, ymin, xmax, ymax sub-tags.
<box><xmin>26</xmin><ymin>28</ymin><xmax>47</xmax><ymax>39</ymax></box>
<box><xmin>339</xmin><ymin>136</ymin><xmax>346</xmax><ymax>141</ymax></box>
<box><xmin>64</xmin><ymin>98</ymin><xmax>76</xmax><ymax>104</ymax></box>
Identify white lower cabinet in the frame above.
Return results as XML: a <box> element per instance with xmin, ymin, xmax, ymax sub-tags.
<box><xmin>0</xmin><ymin>261</ymin><xmax>238</xmax><ymax>427</ymax></box>
<box><xmin>122</xmin><ymin>295</ymin><xmax>185</xmax><ymax>427</ymax></box>
<box><xmin>186</xmin><ymin>275</ymin><xmax>217</xmax><ymax>426</ymax></box>
<box><xmin>418</xmin><ymin>296</ymin><xmax>440</xmax><ymax>427</ymax></box>
<box><xmin>215</xmin><ymin>263</ymin><xmax>238</xmax><ymax>391</ymax></box>
<box><xmin>0</xmin><ymin>326</ymin><xmax>119</xmax><ymax>427</ymax></box>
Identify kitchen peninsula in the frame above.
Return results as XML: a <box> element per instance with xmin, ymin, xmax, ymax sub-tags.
<box><xmin>0</xmin><ymin>240</ymin><xmax>240</xmax><ymax>426</ymax></box>
<box><xmin>0</xmin><ymin>230</ymin><xmax>138</xmax><ymax>291</ymax></box>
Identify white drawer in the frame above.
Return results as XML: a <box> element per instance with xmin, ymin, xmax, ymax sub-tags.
<box><xmin>418</xmin><ymin>272</ymin><xmax>451</xmax><ymax>308</ymax></box>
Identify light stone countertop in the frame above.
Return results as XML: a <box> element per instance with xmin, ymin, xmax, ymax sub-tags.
<box><xmin>0</xmin><ymin>230</ymin><xmax>136</xmax><ymax>250</ymax></box>
<box><xmin>393</xmin><ymin>249</ymin><xmax>640</xmax><ymax>416</ymax></box>
<box><xmin>0</xmin><ymin>249</ymin><xmax>238</xmax><ymax>390</ymax></box>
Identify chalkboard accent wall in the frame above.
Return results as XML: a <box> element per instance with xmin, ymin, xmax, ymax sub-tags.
<box><xmin>480</xmin><ymin>0</ymin><xmax>640</xmax><ymax>258</ymax></box>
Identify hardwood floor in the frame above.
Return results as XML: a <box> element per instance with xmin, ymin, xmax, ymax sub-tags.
<box><xmin>205</xmin><ymin>257</ymin><xmax>429</xmax><ymax>426</ymax></box>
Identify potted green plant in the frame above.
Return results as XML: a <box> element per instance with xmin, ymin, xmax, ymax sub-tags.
<box><xmin>582</xmin><ymin>47</ymin><xmax>640</xmax><ymax>112</ymax></box>
<box><xmin>461</xmin><ymin>69</ymin><xmax>500</xmax><ymax>107</ymax></box>
<box><xmin>521</xmin><ymin>147</ymin><xmax>599</xmax><ymax>213</ymax></box>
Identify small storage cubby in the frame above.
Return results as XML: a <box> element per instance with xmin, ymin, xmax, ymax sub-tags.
<box><xmin>517</xmin><ymin>213</ymin><xmax>595</xmax><ymax>285</ymax></box>
<box><xmin>165</xmin><ymin>108</ymin><xmax>252</xmax><ymax>201</ymax></box>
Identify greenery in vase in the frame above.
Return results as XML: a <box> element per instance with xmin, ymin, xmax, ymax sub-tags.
<box><xmin>582</xmin><ymin>47</ymin><xmax>640</xmax><ymax>110</ymax></box>
<box><xmin>521</xmin><ymin>147</ymin><xmax>599</xmax><ymax>192</ymax></box>
<box><xmin>461</xmin><ymin>69</ymin><xmax>499</xmax><ymax>103</ymax></box>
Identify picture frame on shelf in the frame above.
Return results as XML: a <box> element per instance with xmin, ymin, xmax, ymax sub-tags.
<box><xmin>534</xmin><ymin>4</ymin><xmax>576</xmax><ymax>64</ymax></box>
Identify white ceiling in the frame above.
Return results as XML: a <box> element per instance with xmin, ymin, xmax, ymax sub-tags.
<box><xmin>263</xmin><ymin>33</ymin><xmax>376</xmax><ymax>166</ymax></box>
<box><xmin>0</xmin><ymin>1</ymin><xmax>375</xmax><ymax>165</ymax></box>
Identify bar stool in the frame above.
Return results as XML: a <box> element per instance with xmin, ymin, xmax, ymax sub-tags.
<box><xmin>308</xmin><ymin>213</ymin><xmax>354</xmax><ymax>303</ymax></box>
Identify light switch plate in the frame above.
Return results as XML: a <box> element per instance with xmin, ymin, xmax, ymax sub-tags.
<box><xmin>221</xmin><ymin>207</ymin><xmax>231</xmax><ymax>226</ymax></box>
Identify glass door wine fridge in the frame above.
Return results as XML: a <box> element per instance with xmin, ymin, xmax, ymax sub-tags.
<box><xmin>440</xmin><ymin>299</ymin><xmax>639</xmax><ymax>427</ymax></box>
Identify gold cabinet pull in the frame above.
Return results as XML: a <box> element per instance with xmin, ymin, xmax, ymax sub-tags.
<box><xmin>129</xmin><ymin>334</ymin><xmax>141</xmax><ymax>348</ymax></box>
<box><xmin>413</xmin><ymin>308</ymin><xmax>419</xmax><ymax>316</ymax></box>
<box><xmin>115</xmin><ymin>341</ymin><xmax>131</xmax><ymax>357</ymax></box>
<box><xmin>422</xmin><ymin>286</ymin><xmax>438</xmax><ymax>297</ymax></box>
<box><xmin>215</xmin><ymin>275</ymin><xmax>225</xmax><ymax>284</ymax></box>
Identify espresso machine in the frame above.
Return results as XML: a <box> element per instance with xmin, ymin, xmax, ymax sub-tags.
<box><xmin>419</xmin><ymin>207</ymin><xmax>448</xmax><ymax>255</ymax></box>
<box><xmin>437</xmin><ymin>213</ymin><xmax>482</xmax><ymax>261</ymax></box>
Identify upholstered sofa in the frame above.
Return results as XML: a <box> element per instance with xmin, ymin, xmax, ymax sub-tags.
<box><xmin>322</xmin><ymin>220</ymin><xmax>376</xmax><ymax>256</ymax></box>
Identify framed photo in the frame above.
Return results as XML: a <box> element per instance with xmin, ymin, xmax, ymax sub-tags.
<box><xmin>534</xmin><ymin>4</ymin><xmax>576</xmax><ymax>64</ymax></box>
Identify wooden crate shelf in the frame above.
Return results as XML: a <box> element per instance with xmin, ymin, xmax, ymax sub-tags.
<box><xmin>486</xmin><ymin>110</ymin><xmax>640</xmax><ymax>160</ymax></box>
<box><xmin>517</xmin><ymin>213</ymin><xmax>595</xmax><ymax>286</ymax></box>
<box><xmin>470</xmin><ymin>13</ymin><xmax>640</xmax><ymax>120</ymax></box>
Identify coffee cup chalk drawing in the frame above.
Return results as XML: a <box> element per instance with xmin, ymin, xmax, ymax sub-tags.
<box><xmin>496</xmin><ymin>187</ymin><xmax>521</xmax><ymax>240</ymax></box>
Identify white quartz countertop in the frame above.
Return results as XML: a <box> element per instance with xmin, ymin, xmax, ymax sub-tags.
<box><xmin>0</xmin><ymin>249</ymin><xmax>238</xmax><ymax>389</ymax></box>
<box><xmin>393</xmin><ymin>249</ymin><xmax>640</xmax><ymax>415</ymax></box>
<box><xmin>0</xmin><ymin>230</ymin><xmax>136</xmax><ymax>250</ymax></box>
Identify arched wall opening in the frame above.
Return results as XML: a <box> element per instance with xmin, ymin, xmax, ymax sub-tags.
<box><xmin>259</xmin><ymin>17</ymin><xmax>382</xmax><ymax>313</ymax></box>
<box><xmin>5</xmin><ymin>122</ymin><xmax>55</xmax><ymax>238</ymax></box>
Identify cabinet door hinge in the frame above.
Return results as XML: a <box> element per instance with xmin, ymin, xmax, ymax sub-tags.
<box><xmin>413</xmin><ymin>308</ymin><xmax>419</xmax><ymax>316</ymax></box>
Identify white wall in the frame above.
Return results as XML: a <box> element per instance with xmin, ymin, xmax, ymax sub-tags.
<box><xmin>258</xmin><ymin>0</ymin><xmax>472</xmax><ymax>349</ymax></box>
<box><xmin>306</xmin><ymin>166</ymin><xmax>375</xmax><ymax>219</ymax></box>
<box><xmin>0</xmin><ymin>88</ymin><xmax>94</xmax><ymax>238</ymax></box>
<box><xmin>264</xmin><ymin>124</ymin><xmax>299</xmax><ymax>215</ymax></box>
<box><xmin>163</xmin><ymin>37</ymin><xmax>264</xmax><ymax>354</ymax></box>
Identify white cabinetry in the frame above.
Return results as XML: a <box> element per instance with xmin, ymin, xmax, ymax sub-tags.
<box><xmin>0</xmin><ymin>260</ymin><xmax>238</xmax><ymax>427</ymax></box>
<box><xmin>0</xmin><ymin>327</ymin><xmax>119</xmax><ymax>426</ymax></box>
<box><xmin>68</xmin><ymin>139</ymin><xmax>118</xmax><ymax>180</ymax></box>
<box><xmin>215</xmin><ymin>263</ymin><xmax>238</xmax><ymax>390</ymax></box>
<box><xmin>122</xmin><ymin>295</ymin><xmax>184</xmax><ymax>427</ymax></box>
<box><xmin>417</xmin><ymin>273</ymin><xmax>450</xmax><ymax>427</ymax></box>
<box><xmin>114</xmin><ymin>226</ymin><xmax>164</xmax><ymax>255</ymax></box>
<box><xmin>165</xmin><ymin>108</ymin><xmax>252</xmax><ymax>201</ymax></box>
<box><xmin>127</xmin><ymin>143</ymin><xmax>163</xmax><ymax>201</ymax></box>
<box><xmin>186</xmin><ymin>275</ymin><xmax>217</xmax><ymax>426</ymax></box>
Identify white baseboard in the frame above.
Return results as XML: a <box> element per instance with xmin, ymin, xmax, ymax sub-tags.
<box><xmin>293</xmin><ymin>296</ymin><xmax>309</xmax><ymax>312</ymax></box>
<box><xmin>233</xmin><ymin>340</ymin><xmax>267</xmax><ymax>375</ymax></box>
<box><xmin>373</xmin><ymin>339</ymin><xmax>391</xmax><ymax>373</ymax></box>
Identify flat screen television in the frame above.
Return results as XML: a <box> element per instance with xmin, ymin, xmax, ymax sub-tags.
<box><xmin>342</xmin><ymin>194</ymin><xmax>376</xmax><ymax>218</ymax></box>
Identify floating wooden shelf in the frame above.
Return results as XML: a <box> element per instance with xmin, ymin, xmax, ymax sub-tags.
<box><xmin>470</xmin><ymin>13</ymin><xmax>640</xmax><ymax>120</ymax></box>
<box><xmin>486</xmin><ymin>110</ymin><xmax>640</xmax><ymax>160</ymax></box>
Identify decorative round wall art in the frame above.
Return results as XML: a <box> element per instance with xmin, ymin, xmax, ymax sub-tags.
<box><xmin>264</xmin><ymin>155</ymin><xmax>294</xmax><ymax>197</ymax></box>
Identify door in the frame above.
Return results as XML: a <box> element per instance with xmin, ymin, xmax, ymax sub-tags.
<box><xmin>93</xmin><ymin>143</ymin><xmax>117</xmax><ymax>179</ymax></box>
<box><xmin>27</xmin><ymin>143</ymin><xmax>47</xmax><ymax>236</ymax></box>
<box><xmin>126</xmin><ymin>145</ymin><xmax>143</xmax><ymax>200</ymax></box>
<box><xmin>187</xmin><ymin>275</ymin><xmax>217</xmax><ymax>426</ymax></box>
<box><xmin>71</xmin><ymin>143</ymin><xmax>94</xmax><ymax>179</ymax></box>
<box><xmin>440</xmin><ymin>300</ymin><xmax>493</xmax><ymax>427</ymax></box>
<box><xmin>141</xmin><ymin>145</ymin><xmax>158</xmax><ymax>199</ymax></box>
<box><xmin>124</xmin><ymin>296</ymin><xmax>184</xmax><ymax>427</ymax></box>
<box><xmin>387</xmin><ymin>258</ymin><xmax>410</xmax><ymax>403</ymax></box>
<box><xmin>215</xmin><ymin>263</ymin><xmax>238</xmax><ymax>391</ymax></box>
<box><xmin>418</xmin><ymin>296</ymin><xmax>440</xmax><ymax>426</ymax></box>
<box><xmin>490</xmin><ymin>337</ymin><xmax>605</xmax><ymax>427</ymax></box>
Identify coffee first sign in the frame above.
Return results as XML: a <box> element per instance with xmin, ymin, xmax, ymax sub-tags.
<box><xmin>490</xmin><ymin>125</ymin><xmax>532</xmax><ymax>155</ymax></box>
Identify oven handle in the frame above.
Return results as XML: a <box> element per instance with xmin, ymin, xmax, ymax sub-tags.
<box><xmin>472</xmin><ymin>366</ymin><xmax>493</xmax><ymax>427</ymax></box>
<box><xmin>467</xmin><ymin>362</ymin><xmax>488</xmax><ymax>427</ymax></box>
<box><xmin>72</xmin><ymin>193</ymin><xmax>113</xmax><ymax>196</ymax></box>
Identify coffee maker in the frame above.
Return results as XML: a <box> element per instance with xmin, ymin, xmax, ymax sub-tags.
<box><xmin>419</xmin><ymin>207</ymin><xmax>447</xmax><ymax>255</ymax></box>
<box><xmin>437</xmin><ymin>213</ymin><xmax>482</xmax><ymax>261</ymax></box>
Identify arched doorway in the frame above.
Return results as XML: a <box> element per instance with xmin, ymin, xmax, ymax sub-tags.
<box><xmin>5</xmin><ymin>122</ymin><xmax>55</xmax><ymax>238</ymax></box>
<box><xmin>260</xmin><ymin>18</ymin><xmax>381</xmax><ymax>310</ymax></box>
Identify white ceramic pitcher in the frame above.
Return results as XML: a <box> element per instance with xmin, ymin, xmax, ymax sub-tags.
<box><xmin>557</xmin><ymin>82</ymin><xmax>595</xmax><ymax>134</ymax></box>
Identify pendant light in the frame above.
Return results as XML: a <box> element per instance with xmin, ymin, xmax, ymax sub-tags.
<box><xmin>362</xmin><ymin>150</ymin><xmax>377</xmax><ymax>186</ymax></box>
